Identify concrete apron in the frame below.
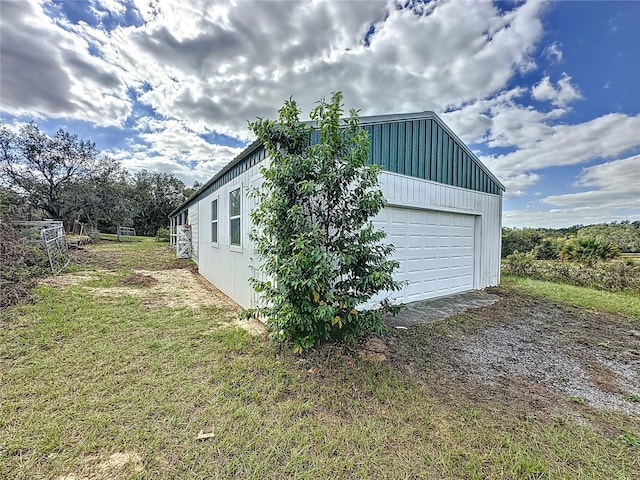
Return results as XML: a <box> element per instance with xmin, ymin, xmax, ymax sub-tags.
<box><xmin>384</xmin><ymin>290</ymin><xmax>499</xmax><ymax>328</ymax></box>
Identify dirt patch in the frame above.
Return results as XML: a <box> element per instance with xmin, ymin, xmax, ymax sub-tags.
<box><xmin>54</xmin><ymin>268</ymin><xmax>265</xmax><ymax>336</ymax></box>
<box><xmin>92</xmin><ymin>269</ymin><xmax>236</xmax><ymax>308</ymax></box>
<box><xmin>56</xmin><ymin>451</ymin><xmax>143</xmax><ymax>480</ymax></box>
<box><xmin>120</xmin><ymin>272</ymin><xmax>158</xmax><ymax>287</ymax></box>
<box><xmin>385</xmin><ymin>289</ymin><xmax>640</xmax><ymax>420</ymax></box>
<box><xmin>359</xmin><ymin>336</ymin><xmax>388</xmax><ymax>363</ymax></box>
<box><xmin>39</xmin><ymin>273</ymin><xmax>97</xmax><ymax>287</ymax></box>
<box><xmin>68</xmin><ymin>243</ymin><xmax>193</xmax><ymax>271</ymax></box>
<box><xmin>68</xmin><ymin>246</ymin><xmax>125</xmax><ymax>270</ymax></box>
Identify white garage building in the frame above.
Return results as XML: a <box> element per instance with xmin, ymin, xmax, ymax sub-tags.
<box><xmin>170</xmin><ymin>111</ymin><xmax>504</xmax><ymax>309</ymax></box>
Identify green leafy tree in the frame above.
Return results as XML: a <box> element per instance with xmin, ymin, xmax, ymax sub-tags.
<box><xmin>60</xmin><ymin>169</ymin><xmax>134</xmax><ymax>230</ymax></box>
<box><xmin>0</xmin><ymin>186</ymin><xmax>41</xmax><ymax>219</ymax></box>
<box><xmin>501</xmin><ymin>227</ymin><xmax>544</xmax><ymax>257</ymax></box>
<box><xmin>246</xmin><ymin>92</ymin><xmax>403</xmax><ymax>352</ymax></box>
<box><xmin>577</xmin><ymin>222</ymin><xmax>640</xmax><ymax>253</ymax></box>
<box><xmin>0</xmin><ymin>122</ymin><xmax>121</xmax><ymax>223</ymax></box>
<box><xmin>532</xmin><ymin>237</ymin><xmax>564</xmax><ymax>260</ymax></box>
<box><xmin>130</xmin><ymin>170</ymin><xmax>188</xmax><ymax>236</ymax></box>
<box><xmin>182</xmin><ymin>181</ymin><xmax>202</xmax><ymax>199</ymax></box>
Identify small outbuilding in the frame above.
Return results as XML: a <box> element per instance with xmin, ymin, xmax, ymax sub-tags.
<box><xmin>170</xmin><ymin>111</ymin><xmax>504</xmax><ymax>308</ymax></box>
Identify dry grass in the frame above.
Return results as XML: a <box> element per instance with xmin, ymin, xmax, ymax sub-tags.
<box><xmin>1</xmin><ymin>241</ymin><xmax>638</xmax><ymax>479</ymax></box>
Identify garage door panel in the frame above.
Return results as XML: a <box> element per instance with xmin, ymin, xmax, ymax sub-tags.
<box><xmin>390</xmin><ymin>234</ymin><xmax>406</xmax><ymax>248</ymax></box>
<box><xmin>391</xmin><ymin>209</ymin><xmax>408</xmax><ymax>225</ymax></box>
<box><xmin>407</xmin><ymin>235</ymin><xmax>424</xmax><ymax>249</ymax></box>
<box><xmin>408</xmin><ymin>211</ymin><xmax>424</xmax><ymax>225</ymax></box>
<box><xmin>406</xmin><ymin>259</ymin><xmax>425</xmax><ymax>273</ymax></box>
<box><xmin>380</xmin><ymin>207</ymin><xmax>475</xmax><ymax>303</ymax></box>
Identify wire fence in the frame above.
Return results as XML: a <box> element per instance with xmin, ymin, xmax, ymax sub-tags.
<box><xmin>117</xmin><ymin>226</ymin><xmax>136</xmax><ymax>241</ymax></box>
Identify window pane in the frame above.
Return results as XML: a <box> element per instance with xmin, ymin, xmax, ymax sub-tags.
<box><xmin>230</xmin><ymin>189</ymin><xmax>241</xmax><ymax>216</ymax></box>
<box><xmin>230</xmin><ymin>218</ymin><xmax>241</xmax><ymax>246</ymax></box>
<box><xmin>211</xmin><ymin>221</ymin><xmax>218</xmax><ymax>243</ymax></box>
<box><xmin>211</xmin><ymin>199</ymin><xmax>218</xmax><ymax>221</ymax></box>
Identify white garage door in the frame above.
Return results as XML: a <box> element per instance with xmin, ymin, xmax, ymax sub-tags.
<box><xmin>374</xmin><ymin>207</ymin><xmax>475</xmax><ymax>303</ymax></box>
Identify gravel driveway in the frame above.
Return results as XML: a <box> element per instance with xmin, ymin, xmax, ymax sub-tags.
<box><xmin>383</xmin><ymin>289</ymin><xmax>640</xmax><ymax>419</ymax></box>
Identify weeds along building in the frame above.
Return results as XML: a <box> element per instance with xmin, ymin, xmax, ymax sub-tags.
<box><xmin>169</xmin><ymin>111</ymin><xmax>505</xmax><ymax>308</ymax></box>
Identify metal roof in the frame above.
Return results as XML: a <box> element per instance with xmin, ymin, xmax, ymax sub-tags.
<box><xmin>170</xmin><ymin>111</ymin><xmax>505</xmax><ymax>217</ymax></box>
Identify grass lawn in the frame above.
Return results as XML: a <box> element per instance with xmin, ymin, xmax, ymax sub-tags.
<box><xmin>1</xmin><ymin>242</ymin><xmax>638</xmax><ymax>479</ymax></box>
<box><xmin>501</xmin><ymin>274</ymin><xmax>640</xmax><ymax>319</ymax></box>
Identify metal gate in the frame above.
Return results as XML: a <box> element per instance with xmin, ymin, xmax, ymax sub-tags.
<box><xmin>176</xmin><ymin>225</ymin><xmax>192</xmax><ymax>259</ymax></box>
<box><xmin>41</xmin><ymin>225</ymin><xmax>69</xmax><ymax>274</ymax></box>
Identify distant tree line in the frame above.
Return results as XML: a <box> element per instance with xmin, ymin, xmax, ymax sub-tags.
<box><xmin>502</xmin><ymin>221</ymin><xmax>640</xmax><ymax>258</ymax></box>
<box><xmin>0</xmin><ymin>122</ymin><xmax>200</xmax><ymax>236</ymax></box>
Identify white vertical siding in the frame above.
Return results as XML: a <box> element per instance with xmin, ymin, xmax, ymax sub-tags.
<box><xmin>196</xmin><ymin>163</ymin><xmax>262</xmax><ymax>309</ymax></box>
<box><xmin>188</xmin><ymin>205</ymin><xmax>199</xmax><ymax>262</ymax></box>
<box><xmin>195</xmin><ymin>167</ymin><xmax>502</xmax><ymax>309</ymax></box>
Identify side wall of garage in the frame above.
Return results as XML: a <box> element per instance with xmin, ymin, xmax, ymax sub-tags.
<box><xmin>188</xmin><ymin>205</ymin><xmax>199</xmax><ymax>263</ymax></box>
<box><xmin>194</xmin><ymin>167</ymin><xmax>501</xmax><ymax>309</ymax></box>
<box><xmin>196</xmin><ymin>163</ymin><xmax>263</xmax><ymax>309</ymax></box>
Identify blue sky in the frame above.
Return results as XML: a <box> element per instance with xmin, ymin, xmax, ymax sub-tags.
<box><xmin>1</xmin><ymin>0</ymin><xmax>638</xmax><ymax>227</ymax></box>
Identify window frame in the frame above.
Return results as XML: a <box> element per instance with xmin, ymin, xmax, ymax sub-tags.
<box><xmin>229</xmin><ymin>187</ymin><xmax>242</xmax><ymax>250</ymax></box>
<box><xmin>210</xmin><ymin>198</ymin><xmax>219</xmax><ymax>247</ymax></box>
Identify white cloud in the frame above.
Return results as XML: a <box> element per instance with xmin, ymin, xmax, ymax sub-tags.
<box><xmin>443</xmin><ymin>85</ymin><xmax>639</xmax><ymax>199</ymax></box>
<box><xmin>502</xmin><ymin>207</ymin><xmax>640</xmax><ymax>229</ymax></box>
<box><xmin>543</xmin><ymin>41</ymin><xmax>563</xmax><ymax>63</ymax></box>
<box><xmin>3</xmin><ymin>0</ymin><xmax>639</xmax><ymax>229</ymax></box>
<box><xmin>531</xmin><ymin>73</ymin><xmax>582</xmax><ymax>106</ymax></box>
<box><xmin>483</xmin><ymin>112</ymin><xmax>640</xmax><ymax>179</ymax></box>
<box><xmin>501</xmin><ymin>172</ymin><xmax>541</xmax><ymax>200</ymax></box>
<box><xmin>503</xmin><ymin>155</ymin><xmax>640</xmax><ymax>227</ymax></box>
<box><xmin>15</xmin><ymin>0</ymin><xmax>545</xmax><ymax>138</ymax></box>
<box><xmin>90</xmin><ymin>0</ymin><xmax>128</xmax><ymax>20</ymax></box>
<box><xmin>0</xmin><ymin>0</ymin><xmax>132</xmax><ymax>126</ymax></box>
<box><xmin>108</xmin><ymin>117</ymin><xmax>244</xmax><ymax>184</ymax></box>
<box><xmin>542</xmin><ymin>155</ymin><xmax>640</xmax><ymax>209</ymax></box>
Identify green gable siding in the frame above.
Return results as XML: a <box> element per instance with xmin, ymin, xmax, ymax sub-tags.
<box><xmin>363</xmin><ymin>117</ymin><xmax>502</xmax><ymax>196</ymax></box>
<box><xmin>171</xmin><ymin>111</ymin><xmax>504</xmax><ymax>218</ymax></box>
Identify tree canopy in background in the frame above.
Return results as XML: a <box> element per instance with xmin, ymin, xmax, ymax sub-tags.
<box><xmin>0</xmin><ymin>122</ymin><xmax>197</xmax><ymax>236</ymax></box>
<box><xmin>502</xmin><ymin>221</ymin><xmax>640</xmax><ymax>258</ymax></box>
<box><xmin>0</xmin><ymin>122</ymin><xmax>122</xmax><ymax>221</ymax></box>
<box><xmin>130</xmin><ymin>170</ymin><xmax>189</xmax><ymax>236</ymax></box>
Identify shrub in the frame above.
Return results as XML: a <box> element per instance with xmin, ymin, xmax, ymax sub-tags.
<box><xmin>503</xmin><ymin>256</ymin><xmax>640</xmax><ymax>294</ymax></box>
<box><xmin>245</xmin><ymin>93</ymin><xmax>403</xmax><ymax>352</ymax></box>
<box><xmin>501</xmin><ymin>228</ymin><xmax>543</xmax><ymax>257</ymax></box>
<box><xmin>157</xmin><ymin>227</ymin><xmax>170</xmax><ymax>242</ymax></box>
<box><xmin>577</xmin><ymin>222</ymin><xmax>640</xmax><ymax>253</ymax></box>
<box><xmin>561</xmin><ymin>237</ymin><xmax>620</xmax><ymax>266</ymax></box>
<box><xmin>503</xmin><ymin>251</ymin><xmax>536</xmax><ymax>277</ymax></box>
<box><xmin>0</xmin><ymin>217</ymin><xmax>49</xmax><ymax>309</ymax></box>
<box><xmin>532</xmin><ymin>238</ymin><xmax>563</xmax><ymax>260</ymax></box>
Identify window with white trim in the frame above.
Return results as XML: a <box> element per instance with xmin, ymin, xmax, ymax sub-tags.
<box><xmin>210</xmin><ymin>199</ymin><xmax>218</xmax><ymax>245</ymax></box>
<box><xmin>229</xmin><ymin>188</ymin><xmax>241</xmax><ymax>247</ymax></box>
